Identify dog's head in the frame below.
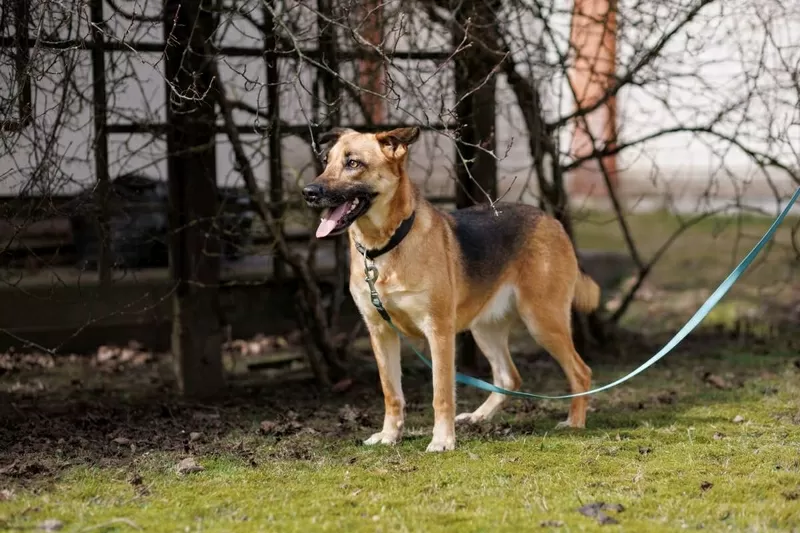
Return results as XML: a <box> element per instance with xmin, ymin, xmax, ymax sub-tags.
<box><xmin>303</xmin><ymin>126</ymin><xmax>420</xmax><ymax>238</ymax></box>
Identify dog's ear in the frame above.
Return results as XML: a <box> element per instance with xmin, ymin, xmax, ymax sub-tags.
<box><xmin>375</xmin><ymin>127</ymin><xmax>420</xmax><ymax>160</ymax></box>
<box><xmin>317</xmin><ymin>127</ymin><xmax>354</xmax><ymax>147</ymax></box>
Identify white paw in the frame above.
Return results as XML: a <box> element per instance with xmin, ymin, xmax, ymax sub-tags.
<box><xmin>425</xmin><ymin>436</ymin><xmax>456</xmax><ymax>452</ymax></box>
<box><xmin>555</xmin><ymin>419</ymin><xmax>585</xmax><ymax>430</ymax></box>
<box><xmin>364</xmin><ymin>431</ymin><xmax>401</xmax><ymax>446</ymax></box>
<box><xmin>455</xmin><ymin>412</ymin><xmax>486</xmax><ymax>425</ymax></box>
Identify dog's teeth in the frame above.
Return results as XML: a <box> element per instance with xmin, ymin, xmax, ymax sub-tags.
<box><xmin>353</xmin><ymin>198</ymin><xmax>359</xmax><ymax>206</ymax></box>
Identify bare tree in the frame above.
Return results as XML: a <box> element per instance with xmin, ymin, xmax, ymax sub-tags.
<box><xmin>1</xmin><ymin>0</ymin><xmax>798</xmax><ymax>390</ymax></box>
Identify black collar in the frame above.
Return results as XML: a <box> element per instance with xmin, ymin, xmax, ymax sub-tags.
<box><xmin>354</xmin><ymin>211</ymin><xmax>416</xmax><ymax>260</ymax></box>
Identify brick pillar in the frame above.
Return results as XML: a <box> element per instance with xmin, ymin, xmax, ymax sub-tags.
<box><xmin>357</xmin><ymin>0</ymin><xmax>385</xmax><ymax>124</ymax></box>
<box><xmin>567</xmin><ymin>0</ymin><xmax>618</xmax><ymax>197</ymax></box>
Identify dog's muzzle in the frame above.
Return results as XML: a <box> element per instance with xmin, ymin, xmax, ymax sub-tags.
<box><xmin>302</xmin><ymin>183</ymin><xmax>324</xmax><ymax>207</ymax></box>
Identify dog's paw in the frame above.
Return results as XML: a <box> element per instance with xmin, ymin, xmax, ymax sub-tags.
<box><xmin>455</xmin><ymin>412</ymin><xmax>485</xmax><ymax>425</ymax></box>
<box><xmin>425</xmin><ymin>436</ymin><xmax>456</xmax><ymax>453</ymax></box>
<box><xmin>364</xmin><ymin>431</ymin><xmax>401</xmax><ymax>446</ymax></box>
<box><xmin>555</xmin><ymin>419</ymin><xmax>585</xmax><ymax>430</ymax></box>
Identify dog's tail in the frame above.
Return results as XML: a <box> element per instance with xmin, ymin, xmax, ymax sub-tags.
<box><xmin>573</xmin><ymin>270</ymin><xmax>601</xmax><ymax>313</ymax></box>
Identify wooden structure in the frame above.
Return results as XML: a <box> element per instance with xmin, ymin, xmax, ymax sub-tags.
<box><xmin>0</xmin><ymin>0</ymin><xmax>496</xmax><ymax>394</ymax></box>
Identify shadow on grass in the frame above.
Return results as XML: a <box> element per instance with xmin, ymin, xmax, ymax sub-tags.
<box><xmin>2</xmin><ymin>328</ymin><xmax>798</xmax><ymax>495</ymax></box>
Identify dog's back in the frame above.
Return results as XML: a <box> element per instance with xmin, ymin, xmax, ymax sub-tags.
<box><xmin>446</xmin><ymin>202</ymin><xmax>544</xmax><ymax>284</ymax></box>
<box><xmin>444</xmin><ymin>201</ymin><xmax>599</xmax><ymax>316</ymax></box>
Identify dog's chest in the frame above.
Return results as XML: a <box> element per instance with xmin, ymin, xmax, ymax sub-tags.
<box><xmin>350</xmin><ymin>267</ymin><xmax>427</xmax><ymax>334</ymax></box>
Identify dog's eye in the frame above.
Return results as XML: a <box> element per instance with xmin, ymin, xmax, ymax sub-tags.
<box><xmin>346</xmin><ymin>159</ymin><xmax>361</xmax><ymax>169</ymax></box>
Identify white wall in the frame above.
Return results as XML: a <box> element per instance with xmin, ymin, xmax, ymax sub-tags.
<box><xmin>1</xmin><ymin>0</ymin><xmax>797</xmax><ymax>208</ymax></box>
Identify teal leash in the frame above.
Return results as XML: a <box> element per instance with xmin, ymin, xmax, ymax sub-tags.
<box><xmin>361</xmin><ymin>187</ymin><xmax>800</xmax><ymax>400</ymax></box>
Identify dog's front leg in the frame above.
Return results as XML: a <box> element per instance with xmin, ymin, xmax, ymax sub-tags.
<box><xmin>363</xmin><ymin>323</ymin><xmax>405</xmax><ymax>446</ymax></box>
<box><xmin>425</xmin><ymin>319</ymin><xmax>456</xmax><ymax>452</ymax></box>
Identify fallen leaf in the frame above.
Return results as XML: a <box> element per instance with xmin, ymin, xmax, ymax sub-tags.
<box><xmin>338</xmin><ymin>405</ymin><xmax>360</xmax><ymax>423</ymax></box>
<box><xmin>732</xmin><ymin>415</ymin><xmax>745</xmax><ymax>424</ymax></box>
<box><xmin>112</xmin><ymin>437</ymin><xmax>131</xmax><ymax>445</ymax></box>
<box><xmin>38</xmin><ymin>519</ymin><xmax>64</xmax><ymax>531</ymax></box>
<box><xmin>332</xmin><ymin>378</ymin><xmax>354</xmax><ymax>393</ymax></box>
<box><xmin>638</xmin><ymin>446</ymin><xmax>652</xmax><ymax>455</ymax></box>
<box><xmin>0</xmin><ymin>488</ymin><xmax>13</xmax><ymax>501</ymax></box>
<box><xmin>96</xmin><ymin>346</ymin><xmax>117</xmax><ymax>363</ymax></box>
<box><xmin>713</xmin><ymin>432</ymin><xmax>726</xmax><ymax>440</ymax></box>
<box><xmin>176</xmin><ymin>457</ymin><xmax>204</xmax><ymax>475</ymax></box>
<box><xmin>701</xmin><ymin>481</ymin><xmax>713</xmax><ymax>491</ymax></box>
<box><xmin>703</xmin><ymin>373</ymin><xmax>730</xmax><ymax>389</ymax></box>
<box><xmin>189</xmin><ymin>432</ymin><xmax>203</xmax><ymax>443</ymax></box>
<box><xmin>258</xmin><ymin>419</ymin><xmax>303</xmax><ymax>436</ymax></box>
<box><xmin>127</xmin><ymin>340</ymin><xmax>143</xmax><ymax>351</ymax></box>
<box><xmin>259</xmin><ymin>420</ymin><xmax>278</xmax><ymax>434</ymax></box>
<box><xmin>540</xmin><ymin>520</ymin><xmax>564</xmax><ymax>527</ymax></box>
<box><xmin>578</xmin><ymin>502</ymin><xmax>624</xmax><ymax>525</ymax></box>
<box><xmin>192</xmin><ymin>411</ymin><xmax>220</xmax><ymax>421</ymax></box>
<box><xmin>601</xmin><ymin>503</ymin><xmax>625</xmax><ymax>512</ymax></box>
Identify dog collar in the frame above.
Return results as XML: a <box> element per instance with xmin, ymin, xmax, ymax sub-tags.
<box><xmin>354</xmin><ymin>211</ymin><xmax>416</xmax><ymax>260</ymax></box>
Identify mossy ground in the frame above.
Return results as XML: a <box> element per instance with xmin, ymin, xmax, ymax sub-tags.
<box><xmin>2</xmin><ymin>343</ymin><xmax>800</xmax><ymax>532</ymax></box>
<box><xmin>1</xmin><ymin>210</ymin><xmax>799</xmax><ymax>532</ymax></box>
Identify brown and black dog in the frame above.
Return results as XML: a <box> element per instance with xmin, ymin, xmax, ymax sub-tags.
<box><xmin>303</xmin><ymin>126</ymin><xmax>600</xmax><ymax>452</ymax></box>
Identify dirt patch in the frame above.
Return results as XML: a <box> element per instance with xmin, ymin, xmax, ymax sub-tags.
<box><xmin>1</xmin><ymin>326</ymin><xmax>796</xmax><ymax>491</ymax></box>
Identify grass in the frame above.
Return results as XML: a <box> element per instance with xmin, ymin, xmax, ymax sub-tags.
<box><xmin>572</xmin><ymin>208</ymin><xmax>798</xmax><ymax>331</ymax></box>
<box><xmin>1</xmin><ymin>209</ymin><xmax>799</xmax><ymax>532</ymax></box>
<box><xmin>2</xmin><ymin>344</ymin><xmax>800</xmax><ymax>532</ymax></box>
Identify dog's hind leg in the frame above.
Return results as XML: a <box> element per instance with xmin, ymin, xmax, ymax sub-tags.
<box><xmin>456</xmin><ymin>322</ymin><xmax>521</xmax><ymax>424</ymax></box>
<box><xmin>516</xmin><ymin>297</ymin><xmax>592</xmax><ymax>429</ymax></box>
<box><xmin>363</xmin><ymin>324</ymin><xmax>405</xmax><ymax>446</ymax></box>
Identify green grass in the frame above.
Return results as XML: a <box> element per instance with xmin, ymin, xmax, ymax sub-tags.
<box><xmin>3</xmin><ymin>349</ymin><xmax>800</xmax><ymax>532</ymax></box>
<box><xmin>572</xmin><ymin>208</ymin><xmax>799</xmax><ymax>331</ymax></box>
<box><xmin>1</xmin><ymin>209</ymin><xmax>798</xmax><ymax>532</ymax></box>
<box><xmin>573</xmin><ymin>208</ymin><xmax>798</xmax><ymax>291</ymax></box>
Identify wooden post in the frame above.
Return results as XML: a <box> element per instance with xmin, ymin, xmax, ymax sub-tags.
<box><xmin>567</xmin><ymin>0</ymin><xmax>618</xmax><ymax>197</ymax></box>
<box><xmin>163</xmin><ymin>0</ymin><xmax>224</xmax><ymax>398</ymax></box>
<box><xmin>264</xmin><ymin>0</ymin><xmax>285</xmax><ymax>280</ymax></box>
<box><xmin>90</xmin><ymin>0</ymin><xmax>111</xmax><ymax>285</ymax></box>
<box><xmin>453</xmin><ymin>0</ymin><xmax>498</xmax><ymax>372</ymax></box>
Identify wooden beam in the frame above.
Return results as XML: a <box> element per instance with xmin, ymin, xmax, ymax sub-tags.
<box><xmin>164</xmin><ymin>0</ymin><xmax>224</xmax><ymax>398</ymax></box>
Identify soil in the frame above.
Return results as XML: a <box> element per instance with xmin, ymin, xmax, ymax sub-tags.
<box><xmin>1</xmin><ymin>324</ymin><xmax>797</xmax><ymax>492</ymax></box>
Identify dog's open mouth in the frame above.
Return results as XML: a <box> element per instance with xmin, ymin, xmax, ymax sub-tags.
<box><xmin>316</xmin><ymin>196</ymin><xmax>372</xmax><ymax>238</ymax></box>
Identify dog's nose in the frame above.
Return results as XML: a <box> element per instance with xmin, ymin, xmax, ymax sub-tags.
<box><xmin>302</xmin><ymin>183</ymin><xmax>324</xmax><ymax>204</ymax></box>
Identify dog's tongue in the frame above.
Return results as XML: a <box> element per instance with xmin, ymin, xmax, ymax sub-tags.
<box><xmin>316</xmin><ymin>201</ymin><xmax>351</xmax><ymax>238</ymax></box>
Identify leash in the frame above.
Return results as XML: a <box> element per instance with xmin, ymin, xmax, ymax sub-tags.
<box><xmin>359</xmin><ymin>187</ymin><xmax>800</xmax><ymax>399</ymax></box>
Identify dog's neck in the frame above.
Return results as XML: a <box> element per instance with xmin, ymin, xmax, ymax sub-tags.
<box><xmin>350</xmin><ymin>176</ymin><xmax>418</xmax><ymax>252</ymax></box>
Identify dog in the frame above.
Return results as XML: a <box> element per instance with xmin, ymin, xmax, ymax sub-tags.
<box><xmin>303</xmin><ymin>127</ymin><xmax>601</xmax><ymax>452</ymax></box>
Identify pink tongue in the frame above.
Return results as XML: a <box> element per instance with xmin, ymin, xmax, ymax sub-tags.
<box><xmin>315</xmin><ymin>202</ymin><xmax>352</xmax><ymax>238</ymax></box>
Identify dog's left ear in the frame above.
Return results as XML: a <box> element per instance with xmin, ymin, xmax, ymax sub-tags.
<box><xmin>318</xmin><ymin>127</ymin><xmax>354</xmax><ymax>147</ymax></box>
<box><xmin>376</xmin><ymin>127</ymin><xmax>420</xmax><ymax>160</ymax></box>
